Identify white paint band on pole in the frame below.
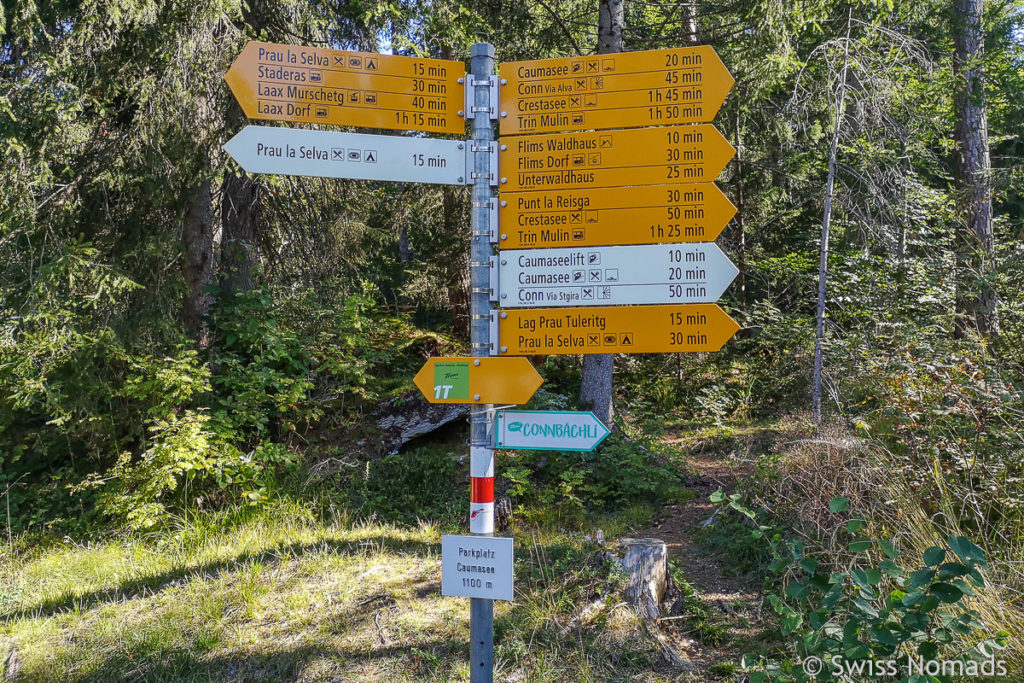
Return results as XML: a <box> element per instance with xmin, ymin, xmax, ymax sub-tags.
<box><xmin>469</xmin><ymin>502</ymin><xmax>494</xmax><ymax>534</ymax></box>
<box><xmin>469</xmin><ymin>445</ymin><xmax>495</xmax><ymax>535</ymax></box>
<box><xmin>223</xmin><ymin>125</ymin><xmax>468</xmax><ymax>184</ymax></box>
<box><xmin>470</xmin><ymin>444</ymin><xmax>495</xmax><ymax>478</ymax></box>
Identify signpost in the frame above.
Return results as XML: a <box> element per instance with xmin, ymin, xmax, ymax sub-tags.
<box><xmin>497</xmin><ymin>243</ymin><xmax>737</xmax><ymax>308</ymax></box>
<box><xmin>413</xmin><ymin>357</ymin><xmax>542</xmax><ymax>404</ymax></box>
<box><xmin>223</xmin><ymin>38</ymin><xmax>743</xmax><ymax>683</ymax></box>
<box><xmin>499</xmin><ymin>46</ymin><xmax>734</xmax><ymax>135</ymax></box>
<box><xmin>498</xmin><ymin>183</ymin><xmax>736</xmax><ymax>249</ymax></box>
<box><xmin>225</xmin><ymin>41</ymin><xmax>464</xmax><ymax>134</ymax></box>
<box><xmin>441</xmin><ymin>535</ymin><xmax>514</xmax><ymax>601</ymax></box>
<box><xmin>499</xmin><ymin>124</ymin><xmax>735</xmax><ymax>192</ymax></box>
<box><xmin>223</xmin><ymin>126</ymin><xmax>467</xmax><ymax>184</ymax></box>
<box><xmin>493</xmin><ymin>303</ymin><xmax>740</xmax><ymax>355</ymax></box>
<box><xmin>494</xmin><ymin>410</ymin><xmax>609</xmax><ymax>451</ymax></box>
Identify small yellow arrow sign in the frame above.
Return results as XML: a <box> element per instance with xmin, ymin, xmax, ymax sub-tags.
<box><xmin>497</xmin><ymin>304</ymin><xmax>739</xmax><ymax>355</ymax></box>
<box><xmin>500</xmin><ymin>46</ymin><xmax>734</xmax><ymax>135</ymax></box>
<box><xmin>413</xmin><ymin>357</ymin><xmax>543</xmax><ymax>404</ymax></box>
<box><xmin>225</xmin><ymin>41</ymin><xmax>465</xmax><ymax>134</ymax></box>
<box><xmin>499</xmin><ymin>183</ymin><xmax>736</xmax><ymax>249</ymax></box>
<box><xmin>500</xmin><ymin>124</ymin><xmax>735</xmax><ymax>192</ymax></box>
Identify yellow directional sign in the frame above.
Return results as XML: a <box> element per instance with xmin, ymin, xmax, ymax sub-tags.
<box><xmin>497</xmin><ymin>304</ymin><xmax>739</xmax><ymax>355</ymax></box>
<box><xmin>500</xmin><ymin>46</ymin><xmax>734</xmax><ymax>135</ymax></box>
<box><xmin>499</xmin><ymin>183</ymin><xmax>735</xmax><ymax>249</ymax></box>
<box><xmin>225</xmin><ymin>41</ymin><xmax>465</xmax><ymax>134</ymax></box>
<box><xmin>500</xmin><ymin>125</ymin><xmax>735</xmax><ymax>192</ymax></box>
<box><xmin>414</xmin><ymin>357</ymin><xmax>543</xmax><ymax>404</ymax></box>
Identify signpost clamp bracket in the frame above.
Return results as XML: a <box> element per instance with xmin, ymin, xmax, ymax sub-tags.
<box><xmin>488</xmin><ymin>310</ymin><xmax>500</xmax><ymax>356</ymax></box>
<box><xmin>489</xmin><ymin>198</ymin><xmax>499</xmax><ymax>242</ymax></box>
<box><xmin>486</xmin><ymin>414</ymin><xmax>497</xmax><ymax>448</ymax></box>
<box><xmin>465</xmin><ymin>142</ymin><xmax>499</xmax><ymax>187</ymax></box>
<box><xmin>468</xmin><ymin>197</ymin><xmax>499</xmax><ymax>242</ymax></box>
<box><xmin>488</xmin><ymin>255</ymin><xmax>499</xmax><ymax>303</ymax></box>
<box><xmin>463</xmin><ymin>75</ymin><xmax>499</xmax><ymax>120</ymax></box>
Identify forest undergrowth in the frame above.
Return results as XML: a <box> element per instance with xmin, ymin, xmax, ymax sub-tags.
<box><xmin>2</xmin><ymin>380</ymin><xmax>1021</xmax><ymax>681</ymax></box>
<box><xmin>4</xmin><ymin>0</ymin><xmax>1024</xmax><ymax>679</ymax></box>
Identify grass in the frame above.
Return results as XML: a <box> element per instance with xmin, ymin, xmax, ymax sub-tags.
<box><xmin>0</xmin><ymin>496</ymin><xmax>682</xmax><ymax>682</ymax></box>
<box><xmin>1</xmin><ymin>502</ymin><xmax>451</xmax><ymax>681</ymax></box>
<box><xmin>707</xmin><ymin>661</ymin><xmax>740</xmax><ymax>677</ymax></box>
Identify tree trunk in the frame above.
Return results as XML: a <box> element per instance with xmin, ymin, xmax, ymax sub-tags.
<box><xmin>683</xmin><ymin>0</ymin><xmax>698</xmax><ymax>44</ymax></box>
<box><xmin>622</xmin><ymin>537</ymin><xmax>697</xmax><ymax>673</ymax></box>
<box><xmin>733</xmin><ymin>104</ymin><xmax>747</xmax><ymax>310</ymax></box>
<box><xmin>442</xmin><ymin>185</ymin><xmax>470</xmax><ymax>338</ymax></box>
<box><xmin>580</xmin><ymin>353</ymin><xmax>615</xmax><ymax>423</ymax></box>
<box><xmin>373</xmin><ymin>397</ymin><xmax>468</xmax><ymax>454</ymax></box>
<box><xmin>434</xmin><ymin>39</ymin><xmax>470</xmax><ymax>340</ymax></box>
<box><xmin>217</xmin><ymin>0</ymin><xmax>274</xmax><ymax>300</ymax></box>
<box><xmin>181</xmin><ymin>179</ymin><xmax>216</xmax><ymax>349</ymax></box>
<box><xmin>812</xmin><ymin>10</ymin><xmax>852</xmax><ymax>425</ymax></box>
<box><xmin>393</xmin><ymin>28</ymin><xmax>412</xmax><ymax>269</ymax></box>
<box><xmin>597</xmin><ymin>0</ymin><xmax>623</xmax><ymax>53</ymax></box>
<box><xmin>579</xmin><ymin>0</ymin><xmax>623</xmax><ymax>426</ymax></box>
<box><xmin>953</xmin><ymin>0</ymin><xmax>998</xmax><ymax>337</ymax></box>
<box><xmin>219</xmin><ymin>169</ymin><xmax>261</xmax><ymax>297</ymax></box>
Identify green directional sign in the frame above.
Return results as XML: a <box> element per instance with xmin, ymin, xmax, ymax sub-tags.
<box><xmin>494</xmin><ymin>410</ymin><xmax>610</xmax><ymax>452</ymax></box>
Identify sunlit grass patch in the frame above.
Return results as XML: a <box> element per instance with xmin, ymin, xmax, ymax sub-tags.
<box><xmin>1</xmin><ymin>497</ymin><xmax>690</xmax><ymax>682</ymax></box>
<box><xmin>0</xmin><ymin>502</ymin><xmax>452</xmax><ymax>680</ymax></box>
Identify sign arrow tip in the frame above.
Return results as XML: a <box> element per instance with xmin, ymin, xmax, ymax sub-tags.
<box><xmin>222</xmin><ymin>129</ymin><xmax>250</xmax><ymax>171</ymax></box>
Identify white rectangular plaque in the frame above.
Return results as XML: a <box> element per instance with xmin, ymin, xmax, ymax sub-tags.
<box><xmin>441</xmin><ymin>535</ymin><xmax>514</xmax><ymax>601</ymax></box>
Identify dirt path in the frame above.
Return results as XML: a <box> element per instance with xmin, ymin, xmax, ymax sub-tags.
<box><xmin>636</xmin><ymin>435</ymin><xmax>766</xmax><ymax>678</ymax></box>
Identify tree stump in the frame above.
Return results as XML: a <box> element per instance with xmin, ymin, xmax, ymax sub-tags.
<box><xmin>619</xmin><ymin>537</ymin><xmax>668</xmax><ymax>619</ymax></box>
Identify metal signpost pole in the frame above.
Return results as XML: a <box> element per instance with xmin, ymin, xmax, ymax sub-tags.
<box><xmin>468</xmin><ymin>42</ymin><xmax>496</xmax><ymax>683</ymax></box>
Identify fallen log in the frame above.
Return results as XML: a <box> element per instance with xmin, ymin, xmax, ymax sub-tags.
<box><xmin>373</xmin><ymin>395</ymin><xmax>467</xmax><ymax>454</ymax></box>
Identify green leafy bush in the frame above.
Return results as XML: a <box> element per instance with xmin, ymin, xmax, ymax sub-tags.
<box><xmin>504</xmin><ymin>430</ymin><xmax>686</xmax><ymax>514</ymax></box>
<box><xmin>709</xmin><ymin>492</ymin><xmax>1009</xmax><ymax>682</ymax></box>
<box><xmin>80</xmin><ymin>354</ymin><xmax>301</xmax><ymax>529</ymax></box>
<box><xmin>206</xmin><ymin>285</ymin><xmax>319</xmax><ymax>442</ymax></box>
<box><xmin>614</xmin><ymin>300</ymin><xmax>813</xmax><ymax>423</ymax></box>
<box><xmin>335</xmin><ymin>445</ymin><xmax>460</xmax><ymax>524</ymax></box>
<box><xmin>0</xmin><ymin>242</ymin><xmax>148</xmax><ymax>529</ymax></box>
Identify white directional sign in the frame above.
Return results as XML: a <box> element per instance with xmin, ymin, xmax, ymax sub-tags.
<box><xmin>441</xmin><ymin>535</ymin><xmax>514</xmax><ymax>601</ymax></box>
<box><xmin>494</xmin><ymin>410</ymin><xmax>609</xmax><ymax>451</ymax></box>
<box><xmin>498</xmin><ymin>243</ymin><xmax>737</xmax><ymax>308</ymax></box>
<box><xmin>223</xmin><ymin>125</ymin><xmax>467</xmax><ymax>184</ymax></box>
